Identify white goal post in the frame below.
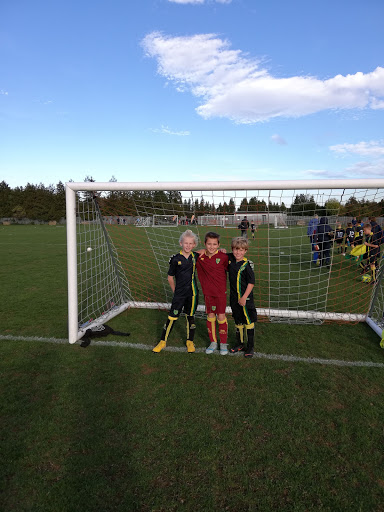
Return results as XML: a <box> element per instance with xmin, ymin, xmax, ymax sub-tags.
<box><xmin>66</xmin><ymin>179</ymin><xmax>384</xmax><ymax>344</ymax></box>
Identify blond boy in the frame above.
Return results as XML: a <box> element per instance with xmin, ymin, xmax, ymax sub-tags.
<box><xmin>153</xmin><ymin>230</ymin><xmax>199</xmax><ymax>353</ymax></box>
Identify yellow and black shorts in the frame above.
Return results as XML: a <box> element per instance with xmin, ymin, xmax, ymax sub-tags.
<box><xmin>230</xmin><ymin>300</ymin><xmax>257</xmax><ymax>326</ymax></box>
<box><xmin>169</xmin><ymin>293</ymin><xmax>199</xmax><ymax>318</ymax></box>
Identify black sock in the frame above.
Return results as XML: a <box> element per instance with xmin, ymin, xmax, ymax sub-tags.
<box><xmin>186</xmin><ymin>315</ymin><xmax>196</xmax><ymax>341</ymax></box>
<box><xmin>246</xmin><ymin>327</ymin><xmax>254</xmax><ymax>349</ymax></box>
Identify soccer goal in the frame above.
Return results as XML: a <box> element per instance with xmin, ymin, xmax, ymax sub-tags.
<box><xmin>66</xmin><ymin>179</ymin><xmax>384</xmax><ymax>344</ymax></box>
<box><xmin>199</xmin><ymin>214</ymin><xmax>226</xmax><ymax>227</ymax></box>
<box><xmin>153</xmin><ymin>214</ymin><xmax>178</xmax><ymax>227</ymax></box>
<box><xmin>274</xmin><ymin>214</ymin><xmax>288</xmax><ymax>229</ymax></box>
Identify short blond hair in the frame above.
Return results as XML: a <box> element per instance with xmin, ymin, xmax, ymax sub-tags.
<box><xmin>179</xmin><ymin>229</ymin><xmax>198</xmax><ymax>245</ymax></box>
<box><xmin>231</xmin><ymin>237</ymin><xmax>249</xmax><ymax>250</ymax></box>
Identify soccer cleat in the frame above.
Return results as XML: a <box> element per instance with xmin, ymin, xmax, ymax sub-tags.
<box><xmin>244</xmin><ymin>346</ymin><xmax>254</xmax><ymax>358</ymax></box>
<box><xmin>229</xmin><ymin>343</ymin><xmax>245</xmax><ymax>354</ymax></box>
<box><xmin>205</xmin><ymin>342</ymin><xmax>217</xmax><ymax>354</ymax></box>
<box><xmin>186</xmin><ymin>340</ymin><xmax>195</xmax><ymax>353</ymax></box>
<box><xmin>152</xmin><ymin>340</ymin><xmax>166</xmax><ymax>353</ymax></box>
<box><xmin>220</xmin><ymin>343</ymin><xmax>228</xmax><ymax>355</ymax></box>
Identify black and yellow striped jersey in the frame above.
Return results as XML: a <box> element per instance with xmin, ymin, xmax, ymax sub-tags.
<box><xmin>228</xmin><ymin>253</ymin><xmax>255</xmax><ymax>302</ymax></box>
<box><xmin>168</xmin><ymin>251</ymin><xmax>199</xmax><ymax>297</ymax></box>
<box><xmin>346</xmin><ymin>227</ymin><xmax>355</xmax><ymax>242</ymax></box>
<box><xmin>354</xmin><ymin>225</ymin><xmax>364</xmax><ymax>244</ymax></box>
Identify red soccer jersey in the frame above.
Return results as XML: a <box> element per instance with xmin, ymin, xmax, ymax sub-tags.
<box><xmin>196</xmin><ymin>251</ymin><xmax>228</xmax><ymax>297</ymax></box>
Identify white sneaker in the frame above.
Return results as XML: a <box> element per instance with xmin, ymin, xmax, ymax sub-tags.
<box><xmin>220</xmin><ymin>343</ymin><xmax>228</xmax><ymax>355</ymax></box>
<box><xmin>206</xmin><ymin>342</ymin><xmax>217</xmax><ymax>354</ymax></box>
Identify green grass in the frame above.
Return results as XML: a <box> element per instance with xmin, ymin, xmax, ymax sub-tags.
<box><xmin>1</xmin><ymin>225</ymin><xmax>384</xmax><ymax>511</ymax></box>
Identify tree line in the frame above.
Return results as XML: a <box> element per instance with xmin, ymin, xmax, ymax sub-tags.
<box><xmin>1</xmin><ymin>179</ymin><xmax>383</xmax><ymax>221</ymax></box>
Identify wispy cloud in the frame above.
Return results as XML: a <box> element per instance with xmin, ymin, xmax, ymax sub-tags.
<box><xmin>34</xmin><ymin>99</ymin><xmax>54</xmax><ymax>105</ymax></box>
<box><xmin>0</xmin><ymin>89</ymin><xmax>9</xmax><ymax>96</ymax></box>
<box><xmin>168</xmin><ymin>0</ymin><xmax>231</xmax><ymax>4</ymax></box>
<box><xmin>151</xmin><ymin>125</ymin><xmax>190</xmax><ymax>136</ymax></box>
<box><xmin>329</xmin><ymin>140</ymin><xmax>384</xmax><ymax>158</ymax></box>
<box><xmin>271</xmin><ymin>134</ymin><xmax>287</xmax><ymax>145</ymax></box>
<box><xmin>142</xmin><ymin>31</ymin><xmax>384</xmax><ymax>124</ymax></box>
<box><xmin>304</xmin><ymin>160</ymin><xmax>384</xmax><ymax>179</ymax></box>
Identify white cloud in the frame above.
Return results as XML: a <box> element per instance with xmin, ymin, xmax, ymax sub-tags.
<box><xmin>330</xmin><ymin>140</ymin><xmax>384</xmax><ymax>158</ymax></box>
<box><xmin>168</xmin><ymin>0</ymin><xmax>204</xmax><ymax>3</ymax></box>
<box><xmin>344</xmin><ymin>159</ymin><xmax>384</xmax><ymax>176</ymax></box>
<box><xmin>142</xmin><ymin>32</ymin><xmax>384</xmax><ymax>123</ymax></box>
<box><xmin>0</xmin><ymin>89</ymin><xmax>9</xmax><ymax>95</ymax></box>
<box><xmin>304</xmin><ymin>160</ymin><xmax>384</xmax><ymax>179</ymax></box>
<box><xmin>151</xmin><ymin>125</ymin><xmax>190</xmax><ymax>136</ymax></box>
<box><xmin>271</xmin><ymin>134</ymin><xmax>287</xmax><ymax>145</ymax></box>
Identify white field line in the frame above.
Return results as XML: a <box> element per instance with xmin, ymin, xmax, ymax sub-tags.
<box><xmin>1</xmin><ymin>335</ymin><xmax>383</xmax><ymax>368</ymax></box>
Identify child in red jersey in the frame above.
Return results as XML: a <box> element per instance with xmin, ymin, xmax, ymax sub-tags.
<box><xmin>196</xmin><ymin>232</ymin><xmax>229</xmax><ymax>355</ymax></box>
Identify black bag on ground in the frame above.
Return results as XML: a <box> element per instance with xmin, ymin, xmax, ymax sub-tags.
<box><xmin>80</xmin><ymin>324</ymin><xmax>130</xmax><ymax>348</ymax></box>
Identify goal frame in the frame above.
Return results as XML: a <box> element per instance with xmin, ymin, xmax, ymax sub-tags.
<box><xmin>66</xmin><ymin>179</ymin><xmax>384</xmax><ymax>344</ymax></box>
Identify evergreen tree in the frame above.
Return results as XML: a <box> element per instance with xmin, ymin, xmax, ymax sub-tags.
<box><xmin>0</xmin><ymin>181</ymin><xmax>13</xmax><ymax>217</ymax></box>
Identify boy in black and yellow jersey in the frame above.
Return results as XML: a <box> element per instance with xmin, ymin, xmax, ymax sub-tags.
<box><xmin>353</xmin><ymin>220</ymin><xmax>364</xmax><ymax>246</ymax></box>
<box><xmin>228</xmin><ymin>237</ymin><xmax>257</xmax><ymax>358</ymax></box>
<box><xmin>360</xmin><ymin>223</ymin><xmax>381</xmax><ymax>283</ymax></box>
<box><xmin>153</xmin><ymin>230</ymin><xmax>199</xmax><ymax>353</ymax></box>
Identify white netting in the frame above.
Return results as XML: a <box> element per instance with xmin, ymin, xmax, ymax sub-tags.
<box><xmin>76</xmin><ymin>195</ymin><xmax>132</xmax><ymax>329</ymax></box>
<box><xmin>69</xmin><ymin>183</ymin><xmax>384</xmax><ymax>341</ymax></box>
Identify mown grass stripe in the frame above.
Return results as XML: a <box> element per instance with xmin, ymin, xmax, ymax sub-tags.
<box><xmin>1</xmin><ymin>334</ymin><xmax>383</xmax><ymax>368</ymax></box>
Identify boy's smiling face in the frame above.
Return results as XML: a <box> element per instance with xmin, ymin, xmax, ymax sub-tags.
<box><xmin>180</xmin><ymin>236</ymin><xmax>196</xmax><ymax>255</ymax></box>
<box><xmin>205</xmin><ymin>237</ymin><xmax>219</xmax><ymax>256</ymax></box>
<box><xmin>233</xmin><ymin>246</ymin><xmax>247</xmax><ymax>262</ymax></box>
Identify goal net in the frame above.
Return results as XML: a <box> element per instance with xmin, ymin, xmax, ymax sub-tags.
<box><xmin>66</xmin><ymin>180</ymin><xmax>384</xmax><ymax>343</ymax></box>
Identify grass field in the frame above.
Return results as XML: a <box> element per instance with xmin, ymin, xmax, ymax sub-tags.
<box><xmin>1</xmin><ymin>225</ymin><xmax>384</xmax><ymax>511</ymax></box>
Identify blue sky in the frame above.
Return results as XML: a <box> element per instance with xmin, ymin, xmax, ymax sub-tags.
<box><xmin>1</xmin><ymin>0</ymin><xmax>384</xmax><ymax>189</ymax></box>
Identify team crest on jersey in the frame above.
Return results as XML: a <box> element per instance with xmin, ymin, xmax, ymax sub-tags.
<box><xmin>173</xmin><ymin>309</ymin><xmax>178</xmax><ymax>315</ymax></box>
<box><xmin>216</xmin><ymin>258</ymin><xmax>221</xmax><ymax>264</ymax></box>
<box><xmin>178</xmin><ymin>261</ymin><xmax>182</xmax><ymax>265</ymax></box>
<box><xmin>212</xmin><ymin>306</ymin><xmax>216</xmax><ymax>311</ymax></box>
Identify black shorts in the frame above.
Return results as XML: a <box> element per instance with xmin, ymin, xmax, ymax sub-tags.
<box><xmin>169</xmin><ymin>293</ymin><xmax>199</xmax><ymax>318</ymax></box>
<box><xmin>230</xmin><ymin>299</ymin><xmax>257</xmax><ymax>326</ymax></box>
<box><xmin>364</xmin><ymin>248</ymin><xmax>380</xmax><ymax>266</ymax></box>
<box><xmin>336</xmin><ymin>239</ymin><xmax>343</xmax><ymax>245</ymax></box>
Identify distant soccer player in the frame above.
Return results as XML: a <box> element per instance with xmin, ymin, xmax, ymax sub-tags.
<box><xmin>307</xmin><ymin>214</ymin><xmax>319</xmax><ymax>245</ymax></box>
<box><xmin>196</xmin><ymin>232</ymin><xmax>229</xmax><ymax>355</ymax></box>
<box><xmin>360</xmin><ymin>223</ymin><xmax>381</xmax><ymax>284</ymax></box>
<box><xmin>353</xmin><ymin>220</ymin><xmax>364</xmax><ymax>246</ymax></box>
<box><xmin>239</xmin><ymin>216</ymin><xmax>250</xmax><ymax>238</ymax></box>
<box><xmin>250</xmin><ymin>221</ymin><xmax>256</xmax><ymax>239</ymax></box>
<box><xmin>334</xmin><ymin>223</ymin><xmax>345</xmax><ymax>254</ymax></box>
<box><xmin>228</xmin><ymin>237</ymin><xmax>257</xmax><ymax>358</ymax></box>
<box><xmin>345</xmin><ymin>222</ymin><xmax>355</xmax><ymax>253</ymax></box>
<box><xmin>314</xmin><ymin>217</ymin><xmax>333</xmax><ymax>268</ymax></box>
<box><xmin>369</xmin><ymin>217</ymin><xmax>383</xmax><ymax>246</ymax></box>
<box><xmin>152</xmin><ymin>230</ymin><xmax>199</xmax><ymax>354</ymax></box>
